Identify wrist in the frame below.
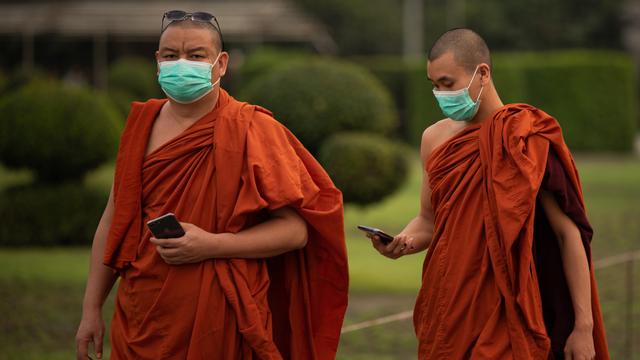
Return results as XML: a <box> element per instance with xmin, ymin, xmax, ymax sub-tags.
<box><xmin>207</xmin><ymin>232</ymin><xmax>235</xmax><ymax>258</ymax></box>
<box><xmin>82</xmin><ymin>302</ymin><xmax>103</xmax><ymax>315</ymax></box>
<box><xmin>573</xmin><ymin>319</ymin><xmax>594</xmax><ymax>332</ymax></box>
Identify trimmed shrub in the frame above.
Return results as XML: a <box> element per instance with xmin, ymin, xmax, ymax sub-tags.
<box><xmin>240</xmin><ymin>58</ymin><xmax>397</xmax><ymax>152</ymax></box>
<box><xmin>319</xmin><ymin>132</ymin><xmax>408</xmax><ymax>205</ymax></box>
<box><xmin>398</xmin><ymin>50</ymin><xmax>637</xmax><ymax>151</ymax></box>
<box><xmin>0</xmin><ymin>80</ymin><xmax>121</xmax><ymax>183</ymax></box>
<box><xmin>108</xmin><ymin>57</ymin><xmax>161</xmax><ymax>117</ymax></box>
<box><xmin>0</xmin><ymin>183</ymin><xmax>106</xmax><ymax>246</ymax></box>
<box><xmin>237</xmin><ymin>47</ymin><xmax>313</xmax><ymax>86</ymax></box>
<box><xmin>492</xmin><ymin>51</ymin><xmax>637</xmax><ymax>152</ymax></box>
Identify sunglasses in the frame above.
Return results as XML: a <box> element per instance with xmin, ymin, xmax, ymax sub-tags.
<box><xmin>161</xmin><ymin>10</ymin><xmax>225</xmax><ymax>49</ymax></box>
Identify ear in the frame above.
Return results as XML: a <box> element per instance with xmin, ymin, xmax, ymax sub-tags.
<box><xmin>478</xmin><ymin>63</ymin><xmax>491</xmax><ymax>85</ymax></box>
<box><xmin>155</xmin><ymin>50</ymin><xmax>161</xmax><ymax>75</ymax></box>
<box><xmin>217</xmin><ymin>51</ymin><xmax>230</xmax><ymax>78</ymax></box>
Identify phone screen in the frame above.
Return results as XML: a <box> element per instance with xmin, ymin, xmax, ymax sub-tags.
<box><xmin>147</xmin><ymin>213</ymin><xmax>185</xmax><ymax>239</ymax></box>
<box><xmin>357</xmin><ymin>225</ymin><xmax>394</xmax><ymax>245</ymax></box>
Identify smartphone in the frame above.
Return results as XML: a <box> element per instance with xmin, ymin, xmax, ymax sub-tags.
<box><xmin>357</xmin><ymin>225</ymin><xmax>395</xmax><ymax>245</ymax></box>
<box><xmin>146</xmin><ymin>213</ymin><xmax>185</xmax><ymax>239</ymax></box>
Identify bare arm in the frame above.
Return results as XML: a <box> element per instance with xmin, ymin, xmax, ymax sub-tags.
<box><xmin>539</xmin><ymin>190</ymin><xmax>595</xmax><ymax>359</ymax></box>
<box><xmin>76</xmin><ymin>186</ymin><xmax>119</xmax><ymax>359</ymax></box>
<box><xmin>150</xmin><ymin>207</ymin><xmax>308</xmax><ymax>264</ymax></box>
<box><xmin>371</xmin><ymin>127</ymin><xmax>436</xmax><ymax>259</ymax></box>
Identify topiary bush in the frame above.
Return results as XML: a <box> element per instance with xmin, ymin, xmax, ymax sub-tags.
<box><xmin>240</xmin><ymin>58</ymin><xmax>397</xmax><ymax>152</ymax></box>
<box><xmin>108</xmin><ymin>57</ymin><xmax>161</xmax><ymax>117</ymax></box>
<box><xmin>319</xmin><ymin>132</ymin><xmax>408</xmax><ymax>205</ymax></box>
<box><xmin>0</xmin><ymin>80</ymin><xmax>121</xmax><ymax>183</ymax></box>
<box><xmin>236</xmin><ymin>47</ymin><xmax>313</xmax><ymax>87</ymax></box>
<box><xmin>401</xmin><ymin>50</ymin><xmax>638</xmax><ymax>151</ymax></box>
<box><xmin>0</xmin><ymin>183</ymin><xmax>105</xmax><ymax>246</ymax></box>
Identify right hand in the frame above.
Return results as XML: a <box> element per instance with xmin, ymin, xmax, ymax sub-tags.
<box><xmin>368</xmin><ymin>233</ymin><xmax>414</xmax><ymax>259</ymax></box>
<box><xmin>75</xmin><ymin>309</ymin><xmax>105</xmax><ymax>360</ymax></box>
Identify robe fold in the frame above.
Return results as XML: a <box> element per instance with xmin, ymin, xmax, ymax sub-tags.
<box><xmin>103</xmin><ymin>89</ymin><xmax>348</xmax><ymax>359</ymax></box>
<box><xmin>415</xmin><ymin>103</ymin><xmax>608</xmax><ymax>359</ymax></box>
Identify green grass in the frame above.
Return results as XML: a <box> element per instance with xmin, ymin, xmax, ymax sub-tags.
<box><xmin>1</xmin><ymin>155</ymin><xmax>639</xmax><ymax>359</ymax></box>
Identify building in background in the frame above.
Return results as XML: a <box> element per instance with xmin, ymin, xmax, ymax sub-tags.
<box><xmin>0</xmin><ymin>0</ymin><xmax>335</xmax><ymax>88</ymax></box>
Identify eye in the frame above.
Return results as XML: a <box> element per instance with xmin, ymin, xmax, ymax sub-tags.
<box><xmin>162</xmin><ymin>54</ymin><xmax>177</xmax><ymax>60</ymax></box>
<box><xmin>190</xmin><ymin>54</ymin><xmax>205</xmax><ymax>59</ymax></box>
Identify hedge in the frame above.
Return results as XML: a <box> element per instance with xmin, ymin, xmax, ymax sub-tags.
<box><xmin>0</xmin><ymin>80</ymin><xmax>121</xmax><ymax>183</ymax></box>
<box><xmin>108</xmin><ymin>57</ymin><xmax>161</xmax><ymax>118</ymax></box>
<box><xmin>0</xmin><ymin>183</ymin><xmax>105</xmax><ymax>246</ymax></box>
<box><xmin>319</xmin><ymin>132</ymin><xmax>409</xmax><ymax>205</ymax></box>
<box><xmin>356</xmin><ymin>50</ymin><xmax>638</xmax><ymax>151</ymax></box>
<box><xmin>240</xmin><ymin>58</ymin><xmax>397</xmax><ymax>152</ymax></box>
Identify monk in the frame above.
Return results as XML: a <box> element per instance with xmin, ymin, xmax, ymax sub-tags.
<box><xmin>75</xmin><ymin>10</ymin><xmax>348</xmax><ymax>360</ymax></box>
<box><xmin>368</xmin><ymin>28</ymin><xmax>609</xmax><ymax>359</ymax></box>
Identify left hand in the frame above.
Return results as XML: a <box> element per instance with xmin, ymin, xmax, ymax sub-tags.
<box><xmin>563</xmin><ymin>327</ymin><xmax>595</xmax><ymax>360</ymax></box>
<box><xmin>149</xmin><ymin>222</ymin><xmax>215</xmax><ymax>265</ymax></box>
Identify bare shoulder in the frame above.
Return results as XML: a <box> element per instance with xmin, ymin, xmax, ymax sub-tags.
<box><xmin>420</xmin><ymin>118</ymin><xmax>453</xmax><ymax>161</ymax></box>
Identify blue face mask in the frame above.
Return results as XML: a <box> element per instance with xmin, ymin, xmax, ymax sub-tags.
<box><xmin>157</xmin><ymin>54</ymin><xmax>221</xmax><ymax>104</ymax></box>
<box><xmin>432</xmin><ymin>66</ymin><xmax>483</xmax><ymax>121</ymax></box>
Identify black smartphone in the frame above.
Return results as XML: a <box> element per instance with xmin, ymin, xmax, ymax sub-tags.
<box><xmin>357</xmin><ymin>225</ymin><xmax>395</xmax><ymax>245</ymax></box>
<box><xmin>146</xmin><ymin>213</ymin><xmax>185</xmax><ymax>239</ymax></box>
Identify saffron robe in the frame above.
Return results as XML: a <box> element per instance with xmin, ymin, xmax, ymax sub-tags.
<box><xmin>415</xmin><ymin>104</ymin><xmax>608</xmax><ymax>359</ymax></box>
<box><xmin>103</xmin><ymin>89</ymin><xmax>348</xmax><ymax>359</ymax></box>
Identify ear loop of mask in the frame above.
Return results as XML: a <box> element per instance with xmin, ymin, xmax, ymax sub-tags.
<box><xmin>211</xmin><ymin>52</ymin><xmax>223</xmax><ymax>87</ymax></box>
<box><xmin>470</xmin><ymin>66</ymin><xmax>484</xmax><ymax>103</ymax></box>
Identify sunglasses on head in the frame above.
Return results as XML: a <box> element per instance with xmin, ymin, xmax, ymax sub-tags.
<box><xmin>161</xmin><ymin>10</ymin><xmax>225</xmax><ymax>49</ymax></box>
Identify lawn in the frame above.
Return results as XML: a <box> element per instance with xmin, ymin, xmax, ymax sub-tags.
<box><xmin>1</xmin><ymin>155</ymin><xmax>639</xmax><ymax>359</ymax></box>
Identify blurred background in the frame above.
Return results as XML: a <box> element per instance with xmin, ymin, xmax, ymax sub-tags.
<box><xmin>0</xmin><ymin>0</ymin><xmax>639</xmax><ymax>359</ymax></box>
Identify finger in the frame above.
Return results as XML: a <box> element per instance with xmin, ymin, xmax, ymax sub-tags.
<box><xmin>76</xmin><ymin>337</ymin><xmax>89</xmax><ymax>360</ymax></box>
<box><xmin>370</xmin><ymin>235</ymin><xmax>384</xmax><ymax>251</ymax></box>
<box><xmin>564</xmin><ymin>350</ymin><xmax>573</xmax><ymax>360</ymax></box>
<box><xmin>385</xmin><ymin>237</ymin><xmax>403</xmax><ymax>254</ymax></box>
<box><xmin>150</xmin><ymin>237</ymin><xmax>179</xmax><ymax>248</ymax></box>
<box><xmin>93</xmin><ymin>331</ymin><xmax>103</xmax><ymax>359</ymax></box>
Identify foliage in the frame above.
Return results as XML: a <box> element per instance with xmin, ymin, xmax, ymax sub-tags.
<box><xmin>319</xmin><ymin>132</ymin><xmax>409</xmax><ymax>205</ymax></box>
<box><xmin>108</xmin><ymin>57</ymin><xmax>160</xmax><ymax>117</ymax></box>
<box><xmin>241</xmin><ymin>58</ymin><xmax>397</xmax><ymax>152</ymax></box>
<box><xmin>0</xmin><ymin>183</ymin><xmax>105</xmax><ymax>246</ymax></box>
<box><xmin>0</xmin><ymin>80</ymin><xmax>121</xmax><ymax>182</ymax></box>
<box><xmin>359</xmin><ymin>51</ymin><xmax>637</xmax><ymax>151</ymax></box>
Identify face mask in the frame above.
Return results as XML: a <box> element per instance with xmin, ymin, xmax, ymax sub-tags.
<box><xmin>158</xmin><ymin>53</ymin><xmax>222</xmax><ymax>104</ymax></box>
<box><xmin>432</xmin><ymin>66</ymin><xmax>483</xmax><ymax>121</ymax></box>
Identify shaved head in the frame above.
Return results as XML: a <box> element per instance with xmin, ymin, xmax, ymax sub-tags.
<box><xmin>428</xmin><ymin>28</ymin><xmax>491</xmax><ymax>74</ymax></box>
<box><xmin>161</xmin><ymin>20</ymin><xmax>223</xmax><ymax>52</ymax></box>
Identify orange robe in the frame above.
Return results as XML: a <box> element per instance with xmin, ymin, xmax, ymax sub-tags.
<box><xmin>414</xmin><ymin>104</ymin><xmax>608</xmax><ymax>359</ymax></box>
<box><xmin>103</xmin><ymin>89</ymin><xmax>348</xmax><ymax>359</ymax></box>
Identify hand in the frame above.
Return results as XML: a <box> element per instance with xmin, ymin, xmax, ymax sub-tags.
<box><xmin>564</xmin><ymin>326</ymin><xmax>595</xmax><ymax>360</ymax></box>
<box><xmin>150</xmin><ymin>222</ymin><xmax>215</xmax><ymax>265</ymax></box>
<box><xmin>75</xmin><ymin>309</ymin><xmax>105</xmax><ymax>360</ymax></box>
<box><xmin>368</xmin><ymin>233</ymin><xmax>414</xmax><ymax>259</ymax></box>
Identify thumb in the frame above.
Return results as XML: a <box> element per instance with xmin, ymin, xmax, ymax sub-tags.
<box><xmin>94</xmin><ymin>332</ymin><xmax>103</xmax><ymax>359</ymax></box>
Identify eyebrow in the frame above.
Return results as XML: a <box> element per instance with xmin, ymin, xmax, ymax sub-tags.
<box><xmin>186</xmin><ymin>47</ymin><xmax>208</xmax><ymax>52</ymax></box>
<box><xmin>159</xmin><ymin>47</ymin><xmax>178</xmax><ymax>52</ymax></box>
<box><xmin>427</xmin><ymin>75</ymin><xmax>454</xmax><ymax>83</ymax></box>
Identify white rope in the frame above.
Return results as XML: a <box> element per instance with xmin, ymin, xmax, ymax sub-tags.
<box><xmin>341</xmin><ymin>310</ymin><xmax>414</xmax><ymax>334</ymax></box>
<box><xmin>341</xmin><ymin>249</ymin><xmax>640</xmax><ymax>334</ymax></box>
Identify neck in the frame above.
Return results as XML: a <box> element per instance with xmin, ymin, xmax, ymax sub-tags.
<box><xmin>468</xmin><ymin>86</ymin><xmax>503</xmax><ymax>125</ymax></box>
<box><xmin>167</xmin><ymin>87</ymin><xmax>220</xmax><ymax>124</ymax></box>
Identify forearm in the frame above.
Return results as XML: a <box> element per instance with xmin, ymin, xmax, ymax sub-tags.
<box><xmin>82</xmin><ymin>192</ymin><xmax>118</xmax><ymax>313</ymax></box>
<box><xmin>207</xmin><ymin>208</ymin><xmax>308</xmax><ymax>259</ymax></box>
<box><xmin>559</xmin><ymin>229</ymin><xmax>593</xmax><ymax>330</ymax></box>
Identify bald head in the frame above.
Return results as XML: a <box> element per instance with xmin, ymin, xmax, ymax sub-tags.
<box><xmin>428</xmin><ymin>28</ymin><xmax>491</xmax><ymax>74</ymax></box>
<box><xmin>161</xmin><ymin>20</ymin><xmax>223</xmax><ymax>52</ymax></box>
